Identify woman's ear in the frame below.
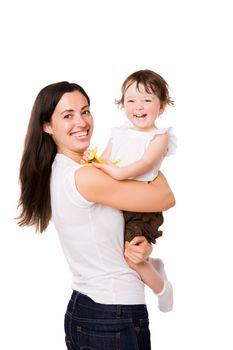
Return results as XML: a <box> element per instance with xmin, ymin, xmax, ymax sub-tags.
<box><xmin>43</xmin><ymin>122</ymin><xmax>53</xmax><ymax>135</ymax></box>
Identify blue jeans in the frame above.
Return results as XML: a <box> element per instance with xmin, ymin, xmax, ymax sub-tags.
<box><xmin>65</xmin><ymin>291</ymin><xmax>151</xmax><ymax>350</ymax></box>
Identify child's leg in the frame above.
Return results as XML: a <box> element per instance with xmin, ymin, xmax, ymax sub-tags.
<box><xmin>133</xmin><ymin>259</ymin><xmax>173</xmax><ymax>312</ymax></box>
<box><xmin>123</xmin><ymin>211</ymin><xmax>164</xmax><ymax>244</ymax></box>
<box><xmin>134</xmin><ymin>260</ymin><xmax>164</xmax><ymax>293</ymax></box>
<box><xmin>149</xmin><ymin>258</ymin><xmax>173</xmax><ymax>312</ymax></box>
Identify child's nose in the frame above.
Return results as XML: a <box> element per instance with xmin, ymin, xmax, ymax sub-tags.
<box><xmin>136</xmin><ymin>102</ymin><xmax>143</xmax><ymax>110</ymax></box>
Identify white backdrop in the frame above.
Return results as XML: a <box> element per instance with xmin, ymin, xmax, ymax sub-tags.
<box><xmin>0</xmin><ymin>0</ymin><xmax>232</xmax><ymax>349</ymax></box>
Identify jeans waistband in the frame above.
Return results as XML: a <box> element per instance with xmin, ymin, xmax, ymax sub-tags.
<box><xmin>71</xmin><ymin>290</ymin><xmax>147</xmax><ymax>313</ymax></box>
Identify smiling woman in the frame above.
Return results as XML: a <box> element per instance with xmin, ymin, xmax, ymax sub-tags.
<box><xmin>43</xmin><ymin>90</ymin><xmax>94</xmax><ymax>162</ymax></box>
<box><xmin>17</xmin><ymin>81</ymin><xmax>175</xmax><ymax>350</ymax></box>
<box><xmin>17</xmin><ymin>82</ymin><xmax>90</xmax><ymax>233</ymax></box>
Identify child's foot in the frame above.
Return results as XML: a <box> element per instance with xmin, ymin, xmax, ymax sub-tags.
<box><xmin>149</xmin><ymin>258</ymin><xmax>173</xmax><ymax>312</ymax></box>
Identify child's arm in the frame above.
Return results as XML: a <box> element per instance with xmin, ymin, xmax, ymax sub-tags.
<box><xmin>100</xmin><ymin>139</ymin><xmax>112</xmax><ymax>162</ymax></box>
<box><xmin>93</xmin><ymin>133</ymin><xmax>169</xmax><ymax>180</ymax></box>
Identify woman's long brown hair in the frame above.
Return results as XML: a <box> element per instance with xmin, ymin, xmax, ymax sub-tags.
<box><xmin>17</xmin><ymin>81</ymin><xmax>90</xmax><ymax>233</ymax></box>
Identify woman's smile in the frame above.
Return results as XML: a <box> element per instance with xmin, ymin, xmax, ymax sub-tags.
<box><xmin>43</xmin><ymin>90</ymin><xmax>94</xmax><ymax>161</ymax></box>
<box><xmin>70</xmin><ymin>129</ymin><xmax>89</xmax><ymax>139</ymax></box>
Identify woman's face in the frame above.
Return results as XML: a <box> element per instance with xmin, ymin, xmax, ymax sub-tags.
<box><xmin>44</xmin><ymin>91</ymin><xmax>94</xmax><ymax>162</ymax></box>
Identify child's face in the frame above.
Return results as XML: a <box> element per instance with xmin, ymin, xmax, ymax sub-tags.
<box><xmin>123</xmin><ymin>82</ymin><xmax>163</xmax><ymax>131</ymax></box>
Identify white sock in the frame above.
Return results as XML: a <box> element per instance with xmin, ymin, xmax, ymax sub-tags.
<box><xmin>149</xmin><ymin>258</ymin><xmax>174</xmax><ymax>312</ymax></box>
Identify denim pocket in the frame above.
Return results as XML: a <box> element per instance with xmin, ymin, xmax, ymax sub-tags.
<box><xmin>76</xmin><ymin>318</ymin><xmax>138</xmax><ymax>350</ymax></box>
<box><xmin>134</xmin><ymin>319</ymin><xmax>151</xmax><ymax>350</ymax></box>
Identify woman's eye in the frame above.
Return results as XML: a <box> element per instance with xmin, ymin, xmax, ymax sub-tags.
<box><xmin>64</xmin><ymin>114</ymin><xmax>72</xmax><ymax>119</ymax></box>
<box><xmin>82</xmin><ymin>110</ymin><xmax>91</xmax><ymax>116</ymax></box>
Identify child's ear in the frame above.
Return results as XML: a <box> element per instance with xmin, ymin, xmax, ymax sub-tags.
<box><xmin>159</xmin><ymin>102</ymin><xmax>166</xmax><ymax>115</ymax></box>
<box><xmin>43</xmin><ymin>122</ymin><xmax>53</xmax><ymax>135</ymax></box>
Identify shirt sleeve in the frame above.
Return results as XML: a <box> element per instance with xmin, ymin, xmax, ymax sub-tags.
<box><xmin>64</xmin><ymin>165</ymin><xmax>95</xmax><ymax>208</ymax></box>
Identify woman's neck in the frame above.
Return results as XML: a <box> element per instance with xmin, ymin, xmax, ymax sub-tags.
<box><xmin>57</xmin><ymin>149</ymin><xmax>83</xmax><ymax>164</ymax></box>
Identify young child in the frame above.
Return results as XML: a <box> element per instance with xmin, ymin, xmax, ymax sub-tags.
<box><xmin>83</xmin><ymin>69</ymin><xmax>176</xmax><ymax>312</ymax></box>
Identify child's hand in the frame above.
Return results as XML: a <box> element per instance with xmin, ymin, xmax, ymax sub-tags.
<box><xmin>80</xmin><ymin>149</ymin><xmax>93</xmax><ymax>164</ymax></box>
<box><xmin>80</xmin><ymin>147</ymin><xmax>110</xmax><ymax>165</ymax></box>
<box><xmin>92</xmin><ymin>161</ymin><xmax>124</xmax><ymax>180</ymax></box>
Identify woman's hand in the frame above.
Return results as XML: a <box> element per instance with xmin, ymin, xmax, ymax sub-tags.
<box><xmin>124</xmin><ymin>236</ymin><xmax>152</xmax><ymax>264</ymax></box>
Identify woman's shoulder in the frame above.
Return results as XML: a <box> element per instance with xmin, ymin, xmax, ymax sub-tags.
<box><xmin>75</xmin><ymin>166</ymin><xmax>114</xmax><ymax>202</ymax></box>
<box><xmin>51</xmin><ymin>154</ymin><xmax>95</xmax><ymax>207</ymax></box>
<box><xmin>53</xmin><ymin>153</ymin><xmax>82</xmax><ymax>167</ymax></box>
<box><xmin>52</xmin><ymin>153</ymin><xmax>84</xmax><ymax>179</ymax></box>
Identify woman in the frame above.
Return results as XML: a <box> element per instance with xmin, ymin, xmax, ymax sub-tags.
<box><xmin>18</xmin><ymin>81</ymin><xmax>175</xmax><ymax>349</ymax></box>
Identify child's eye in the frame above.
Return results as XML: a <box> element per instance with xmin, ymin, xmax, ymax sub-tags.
<box><xmin>145</xmin><ymin>99</ymin><xmax>152</xmax><ymax>102</ymax></box>
<box><xmin>126</xmin><ymin>99</ymin><xmax>134</xmax><ymax>103</ymax></box>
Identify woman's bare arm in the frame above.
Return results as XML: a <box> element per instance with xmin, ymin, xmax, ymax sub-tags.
<box><xmin>93</xmin><ymin>133</ymin><xmax>168</xmax><ymax>180</ymax></box>
<box><xmin>75</xmin><ymin>166</ymin><xmax>175</xmax><ymax>212</ymax></box>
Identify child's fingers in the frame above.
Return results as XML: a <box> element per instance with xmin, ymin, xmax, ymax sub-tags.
<box><xmin>80</xmin><ymin>150</ymin><xmax>93</xmax><ymax>164</ymax></box>
<box><xmin>83</xmin><ymin>154</ymin><xmax>91</xmax><ymax>161</ymax></box>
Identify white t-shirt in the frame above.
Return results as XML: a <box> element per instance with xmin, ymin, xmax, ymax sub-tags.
<box><xmin>50</xmin><ymin>154</ymin><xmax>145</xmax><ymax>304</ymax></box>
<box><xmin>110</xmin><ymin>123</ymin><xmax>177</xmax><ymax>182</ymax></box>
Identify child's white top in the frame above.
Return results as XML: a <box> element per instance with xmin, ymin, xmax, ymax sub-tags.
<box><xmin>110</xmin><ymin>122</ymin><xmax>177</xmax><ymax>182</ymax></box>
<box><xmin>50</xmin><ymin>154</ymin><xmax>145</xmax><ymax>304</ymax></box>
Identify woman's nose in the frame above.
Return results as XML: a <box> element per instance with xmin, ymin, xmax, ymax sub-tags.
<box><xmin>74</xmin><ymin>114</ymin><xmax>86</xmax><ymax>127</ymax></box>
